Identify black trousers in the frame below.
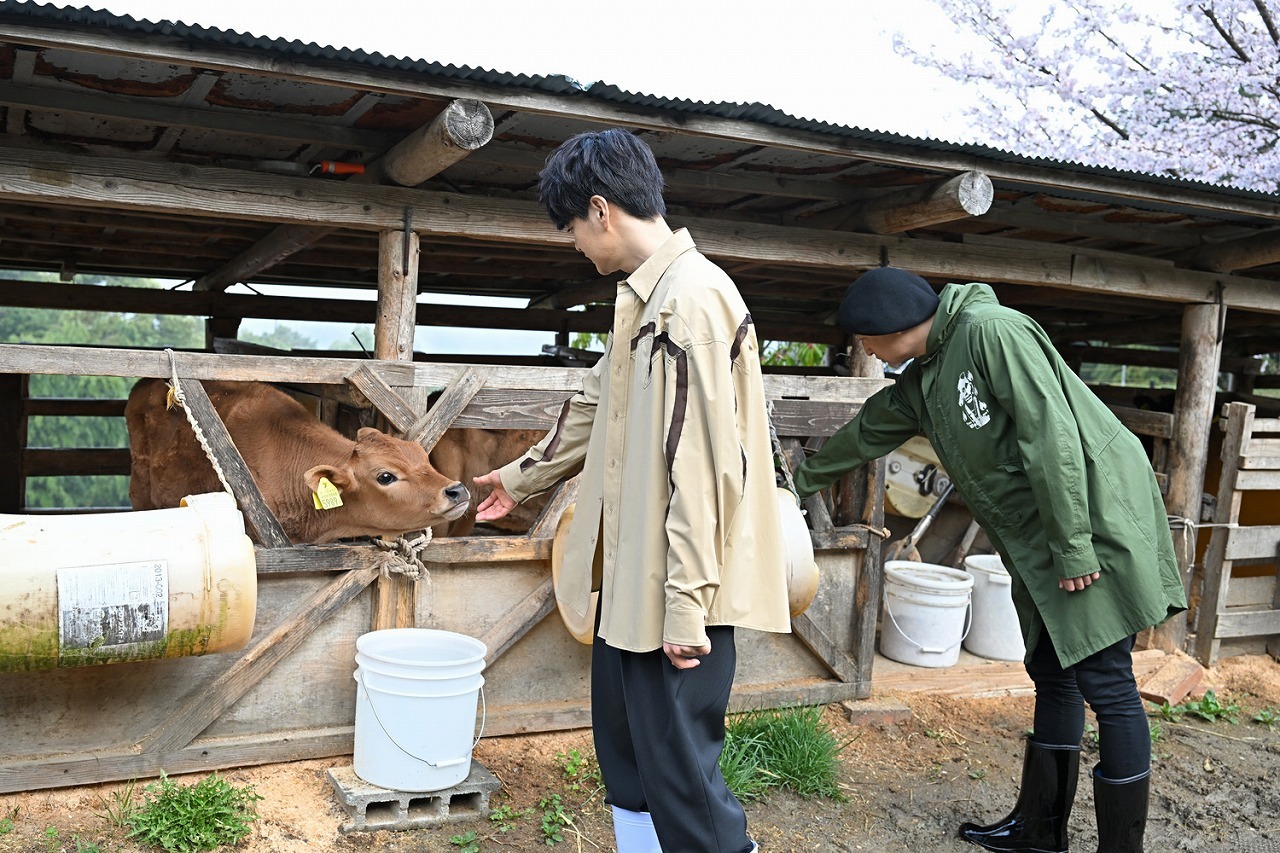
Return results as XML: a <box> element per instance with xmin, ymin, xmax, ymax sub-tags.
<box><xmin>591</xmin><ymin>625</ymin><xmax>753</xmax><ymax>853</ymax></box>
<box><xmin>1025</xmin><ymin>632</ymin><xmax>1150</xmax><ymax>779</ymax></box>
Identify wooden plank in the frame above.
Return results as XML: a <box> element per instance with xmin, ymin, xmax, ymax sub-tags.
<box><xmin>1238</xmin><ymin>469</ymin><xmax>1280</xmax><ymax>490</ymax></box>
<box><xmin>136</xmin><ymin>566</ymin><xmax>380</xmax><ymax>755</ymax></box>
<box><xmin>854</xmin><ymin>457</ymin><xmax>887</xmax><ymax>690</ymax></box>
<box><xmin>478</xmin><ymin>578</ymin><xmax>556</xmax><ymax>666</ymax></box>
<box><xmin>0</xmin><ymin>729</ymin><xmax>356</xmax><ymax>794</ymax></box>
<box><xmin>174</xmin><ymin>377</ymin><xmax>291</xmax><ymax>549</ymax></box>
<box><xmin>789</xmin><ymin>612</ymin><xmax>859</xmax><ymax>683</ymax></box>
<box><xmin>1194</xmin><ymin>403</ymin><xmax>1254</xmax><ymax>666</ymax></box>
<box><xmin>0</xmin><ymin>344</ymin><xmax>887</xmax><ymax>405</ymax></box>
<box><xmin>528</xmin><ymin>477</ymin><xmax>581</xmax><ymax>540</ymax></box>
<box><xmin>21</xmin><ymin>447</ymin><xmax>130</xmax><ymax>477</ymax></box>
<box><xmin>1245</xmin><ymin>438</ymin><xmax>1280</xmax><ymax>459</ymax></box>
<box><xmin>1224</xmin><ymin>525</ymin><xmax>1280</xmax><ymax>561</ymax></box>
<box><xmin>406</xmin><ymin>367</ymin><xmax>485</xmax><ymax>451</ymax></box>
<box><xmin>1107</xmin><ymin>405</ymin><xmax>1175</xmax><ymax>439</ymax></box>
<box><xmin>0</xmin><ymin>343</ymin><xmax>418</xmax><ymax>386</ymax></box>
<box><xmin>421</xmin><ymin>537</ymin><xmax>552</xmax><ymax>564</ymax></box>
<box><xmin>1213</xmin><ymin>609</ymin><xmax>1280</xmax><ymax>639</ymax></box>
<box><xmin>1241</xmin><ymin>456</ymin><xmax>1280</xmax><ymax>470</ymax></box>
<box><xmin>345</xmin><ymin>363</ymin><xmax>422</xmax><ymax>436</ymax></box>
<box><xmin>254</xmin><ymin>544</ymin><xmax>384</xmax><ymax>573</ymax></box>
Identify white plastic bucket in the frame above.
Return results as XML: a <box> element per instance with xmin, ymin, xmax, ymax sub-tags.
<box><xmin>352</xmin><ymin>628</ymin><xmax>487</xmax><ymax>792</ymax></box>
<box><xmin>880</xmin><ymin>561</ymin><xmax>973</xmax><ymax>668</ymax></box>
<box><xmin>962</xmin><ymin>555</ymin><xmax>1027</xmax><ymax>662</ymax></box>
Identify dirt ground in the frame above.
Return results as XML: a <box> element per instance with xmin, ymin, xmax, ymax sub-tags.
<box><xmin>3</xmin><ymin>654</ymin><xmax>1279</xmax><ymax>853</ymax></box>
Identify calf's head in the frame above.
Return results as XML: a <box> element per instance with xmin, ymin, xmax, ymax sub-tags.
<box><xmin>303</xmin><ymin>427</ymin><xmax>469</xmax><ymax>538</ymax></box>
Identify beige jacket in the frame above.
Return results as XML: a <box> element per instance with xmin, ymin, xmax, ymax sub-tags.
<box><xmin>499</xmin><ymin>229</ymin><xmax>791</xmax><ymax>652</ymax></box>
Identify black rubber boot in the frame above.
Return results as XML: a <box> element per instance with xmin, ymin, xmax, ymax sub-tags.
<box><xmin>958</xmin><ymin>740</ymin><xmax>1080</xmax><ymax>852</ymax></box>
<box><xmin>1093</xmin><ymin>767</ymin><xmax>1149</xmax><ymax>853</ymax></box>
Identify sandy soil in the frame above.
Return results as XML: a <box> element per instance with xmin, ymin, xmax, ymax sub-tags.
<box><xmin>2</xmin><ymin>654</ymin><xmax>1278</xmax><ymax>852</ymax></box>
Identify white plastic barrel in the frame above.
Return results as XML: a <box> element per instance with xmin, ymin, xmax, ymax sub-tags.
<box><xmin>352</xmin><ymin>628</ymin><xmax>487</xmax><ymax>792</ymax></box>
<box><xmin>0</xmin><ymin>492</ymin><xmax>256</xmax><ymax>671</ymax></box>
<box><xmin>962</xmin><ymin>554</ymin><xmax>1026</xmax><ymax>661</ymax></box>
<box><xmin>880</xmin><ymin>560</ymin><xmax>973</xmax><ymax>668</ymax></box>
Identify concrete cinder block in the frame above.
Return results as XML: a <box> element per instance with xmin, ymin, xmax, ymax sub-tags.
<box><xmin>327</xmin><ymin>762</ymin><xmax>501</xmax><ymax>834</ymax></box>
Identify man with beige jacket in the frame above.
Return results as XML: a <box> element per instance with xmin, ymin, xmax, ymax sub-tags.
<box><xmin>474</xmin><ymin>128</ymin><xmax>790</xmax><ymax>853</ymax></box>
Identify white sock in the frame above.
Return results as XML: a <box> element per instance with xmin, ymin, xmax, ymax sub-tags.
<box><xmin>610</xmin><ymin>806</ymin><xmax>662</xmax><ymax>853</ymax></box>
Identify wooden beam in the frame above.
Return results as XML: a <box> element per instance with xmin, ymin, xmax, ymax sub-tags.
<box><xmin>815</xmin><ymin>171</ymin><xmax>994</xmax><ymax>234</ymax></box>
<box><xmin>193</xmin><ymin>224</ymin><xmax>338</xmax><ymax>293</ymax></box>
<box><xmin>0</xmin><ymin>80</ymin><xmax>398</xmax><ymax>151</ymax></box>
<box><xmin>378</xmin><ymin>98</ymin><xmax>494</xmax><ymax>187</ymax></box>
<box><xmin>171</xmin><ymin>377</ymin><xmax>292</xmax><ymax>548</ymax></box>
<box><xmin>1190</xmin><ymin>228</ymin><xmax>1280</xmax><ymax>272</ymax></box>
<box><xmin>477</xmin><ymin>578</ymin><xmax>556</xmax><ymax>666</ymax></box>
<box><xmin>1</xmin><ymin>149</ymin><xmax>1277</xmax><ymax>313</ymax></box>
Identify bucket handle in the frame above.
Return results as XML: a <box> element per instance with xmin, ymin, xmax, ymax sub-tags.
<box><xmin>354</xmin><ymin>671</ymin><xmax>486</xmax><ymax>768</ymax></box>
<box><xmin>882</xmin><ymin>592</ymin><xmax>972</xmax><ymax>655</ymax></box>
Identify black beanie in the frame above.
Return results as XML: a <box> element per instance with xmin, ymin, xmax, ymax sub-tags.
<box><xmin>836</xmin><ymin>267</ymin><xmax>940</xmax><ymax>336</ymax></box>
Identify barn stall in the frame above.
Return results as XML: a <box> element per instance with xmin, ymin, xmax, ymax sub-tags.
<box><xmin>0</xmin><ymin>4</ymin><xmax>1279</xmax><ymax>794</ymax></box>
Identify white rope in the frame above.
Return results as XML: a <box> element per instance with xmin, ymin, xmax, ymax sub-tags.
<box><xmin>767</xmin><ymin>402</ymin><xmax>799</xmax><ymax>499</ymax></box>
<box><xmin>373</xmin><ymin>530</ymin><xmax>433</xmax><ymax>581</ymax></box>
<box><xmin>164</xmin><ymin>348</ymin><xmax>234</xmax><ymax>496</ymax></box>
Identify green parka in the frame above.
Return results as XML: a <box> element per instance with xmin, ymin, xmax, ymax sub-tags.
<box><xmin>795</xmin><ymin>282</ymin><xmax>1186</xmax><ymax>668</ymax></box>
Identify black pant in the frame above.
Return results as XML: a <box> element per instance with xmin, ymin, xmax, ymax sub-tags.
<box><xmin>1026</xmin><ymin>632</ymin><xmax>1149</xmax><ymax>779</ymax></box>
<box><xmin>591</xmin><ymin>625</ymin><xmax>753</xmax><ymax>853</ymax></box>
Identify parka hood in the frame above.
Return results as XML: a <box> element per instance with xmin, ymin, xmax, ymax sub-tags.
<box><xmin>925</xmin><ymin>282</ymin><xmax>1001</xmax><ymax>356</ymax></box>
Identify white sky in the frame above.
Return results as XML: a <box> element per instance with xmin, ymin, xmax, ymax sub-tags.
<box><xmin>29</xmin><ymin>0</ymin><xmax>984</xmax><ymax>353</ymax></box>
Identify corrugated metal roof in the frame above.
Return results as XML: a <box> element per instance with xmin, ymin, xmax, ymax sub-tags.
<box><xmin>1</xmin><ymin>0</ymin><xmax>1275</xmax><ymax>204</ymax></box>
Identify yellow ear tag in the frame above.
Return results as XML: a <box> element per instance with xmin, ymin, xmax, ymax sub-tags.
<box><xmin>165</xmin><ymin>386</ymin><xmax>177</xmax><ymax>410</ymax></box>
<box><xmin>312</xmin><ymin>477</ymin><xmax>343</xmax><ymax>510</ymax></box>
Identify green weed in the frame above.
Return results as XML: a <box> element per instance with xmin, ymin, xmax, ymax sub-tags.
<box><xmin>538</xmin><ymin>794</ymin><xmax>571</xmax><ymax>845</ymax></box>
<box><xmin>968</xmin><ymin>767</ymin><xmax>987</xmax><ymax>780</ymax></box>
<box><xmin>1149</xmin><ymin>720</ymin><xmax>1165</xmax><ymax>743</ymax></box>
<box><xmin>722</xmin><ymin>704</ymin><xmax>850</xmax><ymax>801</ymax></box>
<box><xmin>449</xmin><ymin>829</ymin><xmax>481</xmax><ymax>852</ymax></box>
<box><xmin>1253</xmin><ymin>708</ymin><xmax>1279</xmax><ymax>730</ymax></box>
<box><xmin>127</xmin><ymin>771</ymin><xmax>262</xmax><ymax>852</ymax></box>
<box><xmin>0</xmin><ymin>809</ymin><xmax>13</xmax><ymax>836</ymax></box>
<box><xmin>489</xmin><ymin>802</ymin><xmax>533</xmax><ymax>834</ymax></box>
<box><xmin>1151</xmin><ymin>690</ymin><xmax>1241</xmax><ymax>724</ymax></box>
<box><xmin>719</xmin><ymin>728</ymin><xmax>774</xmax><ymax>802</ymax></box>
<box><xmin>43</xmin><ymin>825</ymin><xmax>59</xmax><ymax>853</ymax></box>
<box><xmin>73</xmin><ymin>838</ymin><xmax>103</xmax><ymax>853</ymax></box>
<box><xmin>556</xmin><ymin>748</ymin><xmax>602</xmax><ymax>793</ymax></box>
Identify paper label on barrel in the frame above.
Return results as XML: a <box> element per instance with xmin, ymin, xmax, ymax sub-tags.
<box><xmin>56</xmin><ymin>560</ymin><xmax>169</xmax><ymax>652</ymax></box>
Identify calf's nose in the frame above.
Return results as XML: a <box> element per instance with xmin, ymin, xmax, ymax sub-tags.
<box><xmin>444</xmin><ymin>482</ymin><xmax>470</xmax><ymax>504</ymax></box>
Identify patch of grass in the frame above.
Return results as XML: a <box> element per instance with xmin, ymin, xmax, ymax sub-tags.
<box><xmin>722</xmin><ymin>704</ymin><xmax>850</xmax><ymax>802</ymax></box>
<box><xmin>127</xmin><ymin>772</ymin><xmax>262</xmax><ymax>853</ymax></box>
<box><xmin>96</xmin><ymin>779</ymin><xmax>137</xmax><ymax>829</ymax></box>
<box><xmin>0</xmin><ymin>808</ymin><xmax>14</xmax><ymax>836</ymax></box>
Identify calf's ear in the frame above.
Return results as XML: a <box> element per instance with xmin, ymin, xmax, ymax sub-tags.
<box><xmin>305</xmin><ymin>464</ymin><xmax>351</xmax><ymax>493</ymax></box>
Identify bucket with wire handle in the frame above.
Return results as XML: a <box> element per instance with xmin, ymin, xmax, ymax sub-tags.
<box><xmin>880</xmin><ymin>561</ymin><xmax>973</xmax><ymax>668</ymax></box>
<box><xmin>352</xmin><ymin>628</ymin><xmax>487</xmax><ymax>792</ymax></box>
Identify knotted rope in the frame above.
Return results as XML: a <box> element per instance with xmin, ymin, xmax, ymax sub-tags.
<box><xmin>373</xmin><ymin>530</ymin><xmax>433</xmax><ymax>580</ymax></box>
<box><xmin>164</xmin><ymin>348</ymin><xmax>234</xmax><ymax>496</ymax></box>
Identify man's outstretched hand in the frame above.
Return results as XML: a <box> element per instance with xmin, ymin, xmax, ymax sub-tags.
<box><xmin>474</xmin><ymin>470</ymin><xmax>516</xmax><ymax>522</ymax></box>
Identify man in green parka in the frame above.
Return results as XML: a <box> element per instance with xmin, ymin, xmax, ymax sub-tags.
<box><xmin>795</xmin><ymin>267</ymin><xmax>1186</xmax><ymax>853</ymax></box>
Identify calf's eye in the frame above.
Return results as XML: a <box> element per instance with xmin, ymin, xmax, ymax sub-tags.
<box><xmin>376</xmin><ymin>471</ymin><xmax>398</xmax><ymax>486</ymax></box>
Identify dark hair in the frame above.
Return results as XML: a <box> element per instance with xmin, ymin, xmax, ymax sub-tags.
<box><xmin>537</xmin><ymin>128</ymin><xmax>667</xmax><ymax>230</ymax></box>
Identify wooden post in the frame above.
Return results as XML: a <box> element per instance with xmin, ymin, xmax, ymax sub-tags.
<box><xmin>1147</xmin><ymin>302</ymin><xmax>1224</xmax><ymax>653</ymax></box>
<box><xmin>370</xmin><ymin>226</ymin><xmax>421</xmax><ymax>630</ymax></box>
<box><xmin>0</xmin><ymin>374</ymin><xmax>25</xmax><ymax>512</ymax></box>
<box><xmin>379</xmin><ymin>98</ymin><xmax>494</xmax><ymax>187</ymax></box>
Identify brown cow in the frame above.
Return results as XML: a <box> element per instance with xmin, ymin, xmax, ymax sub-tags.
<box><xmin>126</xmin><ymin>379</ymin><xmax>469</xmax><ymax>544</ymax></box>
<box><xmin>429</xmin><ymin>427</ymin><xmax>550</xmax><ymax>537</ymax></box>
